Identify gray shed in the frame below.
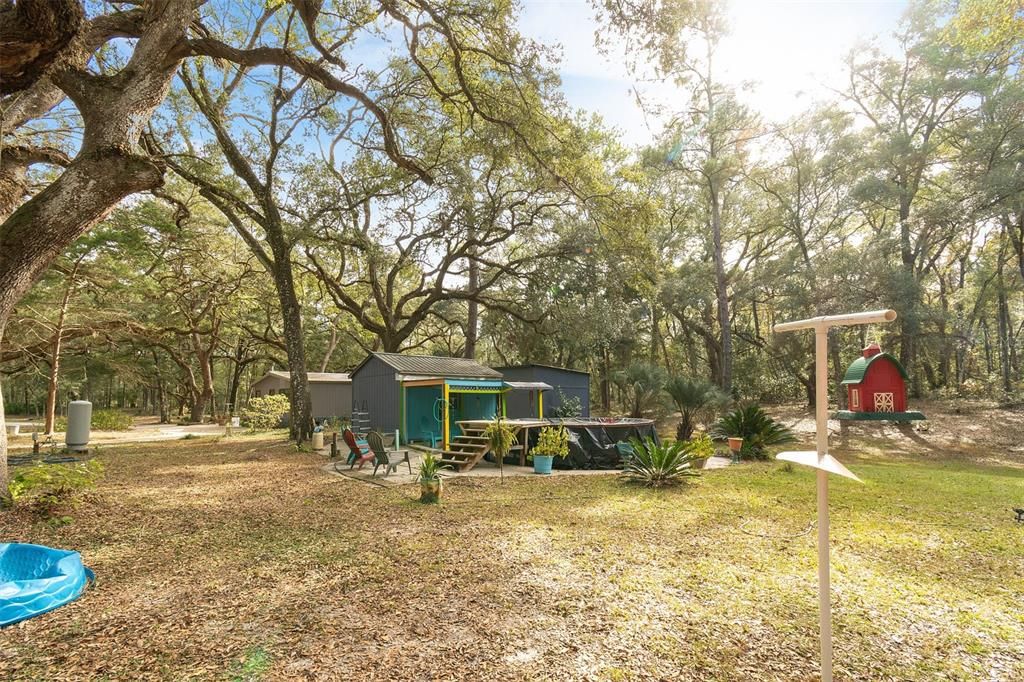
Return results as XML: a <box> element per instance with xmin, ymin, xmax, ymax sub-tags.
<box><xmin>251</xmin><ymin>371</ymin><xmax>352</xmax><ymax>420</ymax></box>
<box><xmin>496</xmin><ymin>364</ymin><xmax>590</xmax><ymax>418</ymax></box>
<box><xmin>350</xmin><ymin>353</ymin><xmax>503</xmax><ymax>446</ymax></box>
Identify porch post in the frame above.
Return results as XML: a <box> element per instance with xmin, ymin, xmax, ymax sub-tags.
<box><xmin>400</xmin><ymin>383</ymin><xmax>406</xmax><ymax>446</ymax></box>
<box><xmin>442</xmin><ymin>382</ymin><xmax>450</xmax><ymax>450</ymax></box>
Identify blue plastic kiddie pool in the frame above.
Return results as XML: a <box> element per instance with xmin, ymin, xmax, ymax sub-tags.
<box><xmin>0</xmin><ymin>543</ymin><xmax>94</xmax><ymax>627</ymax></box>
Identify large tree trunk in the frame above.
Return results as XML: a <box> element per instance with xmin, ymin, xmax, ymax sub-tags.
<box><xmin>189</xmin><ymin>344</ymin><xmax>215</xmax><ymax>423</ymax></box>
<box><xmin>227</xmin><ymin>342</ymin><xmax>248</xmax><ymax>415</ymax></box>
<box><xmin>0</xmin><ymin>0</ymin><xmax>195</xmax><ymax>491</ymax></box>
<box><xmin>269</xmin><ymin>250</ymin><xmax>313</xmax><ymax>442</ymax></box>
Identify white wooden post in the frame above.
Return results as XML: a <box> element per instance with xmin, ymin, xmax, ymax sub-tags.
<box><xmin>773</xmin><ymin>309</ymin><xmax>896</xmax><ymax>682</ymax></box>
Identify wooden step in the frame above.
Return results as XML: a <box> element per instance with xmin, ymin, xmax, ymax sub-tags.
<box><xmin>455</xmin><ymin>434</ymin><xmax>489</xmax><ymax>441</ymax></box>
<box><xmin>441</xmin><ymin>450</ymin><xmax>474</xmax><ymax>460</ymax></box>
<box><xmin>449</xmin><ymin>443</ymin><xmax>483</xmax><ymax>452</ymax></box>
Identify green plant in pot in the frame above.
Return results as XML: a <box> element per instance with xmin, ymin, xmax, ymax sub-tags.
<box><xmin>686</xmin><ymin>431</ymin><xmax>716</xmax><ymax>469</ymax></box>
<box><xmin>483</xmin><ymin>417</ymin><xmax>518</xmax><ymax>483</ymax></box>
<box><xmin>530</xmin><ymin>424</ymin><xmax>569</xmax><ymax>475</ymax></box>
<box><xmin>418</xmin><ymin>451</ymin><xmax>448</xmax><ymax>503</ymax></box>
<box><xmin>710</xmin><ymin>404</ymin><xmax>796</xmax><ymax>460</ymax></box>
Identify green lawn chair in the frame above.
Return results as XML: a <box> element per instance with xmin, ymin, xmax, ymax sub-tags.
<box><xmin>367</xmin><ymin>430</ymin><xmax>412</xmax><ymax>477</ymax></box>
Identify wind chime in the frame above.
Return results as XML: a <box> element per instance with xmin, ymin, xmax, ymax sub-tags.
<box><xmin>771</xmin><ymin>309</ymin><xmax>897</xmax><ymax>682</ymax></box>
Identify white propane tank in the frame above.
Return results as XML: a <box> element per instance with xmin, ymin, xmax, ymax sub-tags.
<box><xmin>65</xmin><ymin>400</ymin><xmax>92</xmax><ymax>452</ymax></box>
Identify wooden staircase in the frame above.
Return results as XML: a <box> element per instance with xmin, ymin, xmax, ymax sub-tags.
<box><xmin>439</xmin><ymin>424</ymin><xmax>492</xmax><ymax>472</ymax></box>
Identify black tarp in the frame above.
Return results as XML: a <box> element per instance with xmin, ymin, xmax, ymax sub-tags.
<box><xmin>500</xmin><ymin>420</ymin><xmax>660</xmax><ymax>470</ymax></box>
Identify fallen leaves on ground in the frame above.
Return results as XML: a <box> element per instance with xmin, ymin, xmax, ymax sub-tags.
<box><xmin>1</xmin><ymin>425</ymin><xmax>1022</xmax><ymax>681</ymax></box>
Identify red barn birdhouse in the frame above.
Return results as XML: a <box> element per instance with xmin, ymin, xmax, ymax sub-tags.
<box><xmin>834</xmin><ymin>343</ymin><xmax>925</xmax><ymax>422</ymax></box>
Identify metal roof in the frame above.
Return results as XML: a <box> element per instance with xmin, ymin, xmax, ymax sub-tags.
<box><xmin>362</xmin><ymin>352</ymin><xmax>502</xmax><ymax>379</ymax></box>
<box><xmin>503</xmin><ymin>381</ymin><xmax>553</xmax><ymax>391</ymax></box>
<box><xmin>493</xmin><ymin>363</ymin><xmax>590</xmax><ymax>375</ymax></box>
<box><xmin>261</xmin><ymin>370</ymin><xmax>351</xmax><ymax>383</ymax></box>
<box><xmin>840</xmin><ymin>353</ymin><xmax>908</xmax><ymax>385</ymax></box>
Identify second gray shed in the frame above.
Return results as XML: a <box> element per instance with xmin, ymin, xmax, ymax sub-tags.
<box><xmin>251</xmin><ymin>371</ymin><xmax>352</xmax><ymax>420</ymax></box>
<box><xmin>495</xmin><ymin>364</ymin><xmax>590</xmax><ymax>418</ymax></box>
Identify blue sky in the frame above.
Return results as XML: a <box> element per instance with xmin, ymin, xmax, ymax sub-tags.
<box><xmin>518</xmin><ymin>0</ymin><xmax>909</xmax><ymax>145</ymax></box>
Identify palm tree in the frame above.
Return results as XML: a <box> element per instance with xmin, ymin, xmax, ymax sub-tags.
<box><xmin>615</xmin><ymin>362</ymin><xmax>667</xmax><ymax>418</ymax></box>
<box><xmin>664</xmin><ymin>376</ymin><xmax>727</xmax><ymax>440</ymax></box>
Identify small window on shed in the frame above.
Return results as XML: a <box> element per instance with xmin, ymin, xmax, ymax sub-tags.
<box><xmin>269</xmin><ymin>389</ymin><xmax>276</xmax><ymax>396</ymax></box>
<box><xmin>254</xmin><ymin>389</ymin><xmax>262</xmax><ymax>398</ymax></box>
<box><xmin>850</xmin><ymin>389</ymin><xmax>859</xmax><ymax>409</ymax></box>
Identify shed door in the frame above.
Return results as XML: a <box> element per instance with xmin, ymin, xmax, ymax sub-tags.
<box><xmin>874</xmin><ymin>392</ymin><xmax>894</xmax><ymax>412</ymax></box>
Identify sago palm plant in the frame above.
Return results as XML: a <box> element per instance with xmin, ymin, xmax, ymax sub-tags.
<box><xmin>623</xmin><ymin>437</ymin><xmax>703</xmax><ymax>487</ymax></box>
<box><xmin>710</xmin><ymin>404</ymin><xmax>796</xmax><ymax>460</ymax></box>
<box><xmin>664</xmin><ymin>376</ymin><xmax>729</xmax><ymax>440</ymax></box>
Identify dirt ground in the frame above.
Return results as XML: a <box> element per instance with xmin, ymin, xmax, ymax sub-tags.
<box><xmin>1</xmin><ymin>403</ymin><xmax>1022</xmax><ymax>681</ymax></box>
<box><xmin>767</xmin><ymin>400</ymin><xmax>1024</xmax><ymax>466</ymax></box>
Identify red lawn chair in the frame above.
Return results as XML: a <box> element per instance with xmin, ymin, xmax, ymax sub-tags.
<box><xmin>343</xmin><ymin>429</ymin><xmax>375</xmax><ymax>469</ymax></box>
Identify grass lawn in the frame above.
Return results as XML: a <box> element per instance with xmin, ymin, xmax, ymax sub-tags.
<box><xmin>1</xmin><ymin>430</ymin><xmax>1022</xmax><ymax>681</ymax></box>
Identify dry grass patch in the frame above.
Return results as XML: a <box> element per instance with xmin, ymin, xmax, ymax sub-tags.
<box><xmin>1</xmin><ymin>431</ymin><xmax>1022</xmax><ymax>680</ymax></box>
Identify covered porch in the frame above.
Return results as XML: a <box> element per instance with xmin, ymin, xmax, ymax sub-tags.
<box><xmin>401</xmin><ymin>378</ymin><xmax>504</xmax><ymax>450</ymax></box>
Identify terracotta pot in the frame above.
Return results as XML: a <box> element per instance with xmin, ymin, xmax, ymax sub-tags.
<box><xmin>420</xmin><ymin>479</ymin><xmax>442</xmax><ymax>504</ymax></box>
<box><xmin>727</xmin><ymin>437</ymin><xmax>744</xmax><ymax>451</ymax></box>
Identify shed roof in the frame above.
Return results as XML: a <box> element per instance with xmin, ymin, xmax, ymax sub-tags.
<box><xmin>355</xmin><ymin>352</ymin><xmax>502</xmax><ymax>379</ymax></box>
<box><xmin>503</xmin><ymin>381</ymin><xmax>553</xmax><ymax>391</ymax></box>
<box><xmin>840</xmin><ymin>353</ymin><xmax>908</xmax><ymax>385</ymax></box>
<box><xmin>259</xmin><ymin>371</ymin><xmax>351</xmax><ymax>384</ymax></box>
<box><xmin>493</xmin><ymin>363</ymin><xmax>590</xmax><ymax>376</ymax></box>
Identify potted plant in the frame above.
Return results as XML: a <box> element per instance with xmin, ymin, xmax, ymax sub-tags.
<box><xmin>686</xmin><ymin>432</ymin><xmax>716</xmax><ymax>470</ymax></box>
<box><xmin>530</xmin><ymin>423</ymin><xmax>569</xmax><ymax>475</ymax></box>
<box><xmin>418</xmin><ymin>451</ymin><xmax>448</xmax><ymax>503</ymax></box>
<box><xmin>483</xmin><ymin>417</ymin><xmax>518</xmax><ymax>483</ymax></box>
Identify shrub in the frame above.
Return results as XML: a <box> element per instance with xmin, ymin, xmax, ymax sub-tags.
<box><xmin>623</xmin><ymin>437</ymin><xmax>702</xmax><ymax>487</ymax></box>
<box><xmin>8</xmin><ymin>459</ymin><xmax>104</xmax><ymax>520</ymax></box>
<box><xmin>550</xmin><ymin>390</ymin><xmax>583</xmax><ymax>418</ymax></box>
<box><xmin>531</xmin><ymin>424</ymin><xmax>570</xmax><ymax>459</ymax></box>
<box><xmin>710</xmin><ymin>404</ymin><xmax>796</xmax><ymax>460</ymax></box>
<box><xmin>418</xmin><ymin>450</ymin><xmax>447</xmax><ymax>483</ymax></box>
<box><xmin>243</xmin><ymin>394</ymin><xmax>290</xmax><ymax>431</ymax></box>
<box><xmin>92</xmin><ymin>409</ymin><xmax>134</xmax><ymax>430</ymax></box>
<box><xmin>686</xmin><ymin>432</ymin><xmax>716</xmax><ymax>460</ymax></box>
<box><xmin>320</xmin><ymin>416</ymin><xmax>348</xmax><ymax>433</ymax></box>
<box><xmin>54</xmin><ymin>408</ymin><xmax>133</xmax><ymax>432</ymax></box>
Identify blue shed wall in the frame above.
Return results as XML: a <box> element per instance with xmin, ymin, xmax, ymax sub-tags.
<box><xmin>499</xmin><ymin>366</ymin><xmax>590</xmax><ymax>418</ymax></box>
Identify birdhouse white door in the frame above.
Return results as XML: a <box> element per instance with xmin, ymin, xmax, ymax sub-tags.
<box><xmin>874</xmin><ymin>392</ymin><xmax>894</xmax><ymax>412</ymax></box>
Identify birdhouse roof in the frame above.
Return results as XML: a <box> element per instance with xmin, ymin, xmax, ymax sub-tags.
<box><xmin>840</xmin><ymin>352</ymin><xmax>908</xmax><ymax>385</ymax></box>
